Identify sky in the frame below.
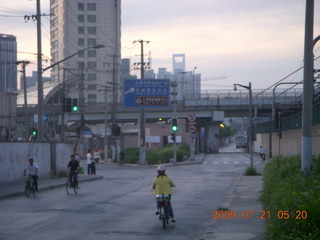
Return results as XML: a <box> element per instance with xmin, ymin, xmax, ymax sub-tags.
<box><xmin>1</xmin><ymin>0</ymin><xmax>320</xmax><ymax>91</ymax></box>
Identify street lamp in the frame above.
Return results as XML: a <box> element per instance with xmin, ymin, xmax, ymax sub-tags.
<box><xmin>234</xmin><ymin>82</ymin><xmax>253</xmax><ymax>168</ymax></box>
<box><xmin>42</xmin><ymin>44</ymin><xmax>105</xmax><ymax>72</ymax></box>
<box><xmin>193</xmin><ymin>66</ymin><xmax>197</xmax><ymax>99</ymax></box>
<box><xmin>39</xmin><ymin>44</ymin><xmax>105</xmax><ymax>141</ymax></box>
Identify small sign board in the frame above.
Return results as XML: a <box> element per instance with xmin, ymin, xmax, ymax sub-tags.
<box><xmin>189</xmin><ymin>125</ymin><xmax>197</xmax><ymax>134</ymax></box>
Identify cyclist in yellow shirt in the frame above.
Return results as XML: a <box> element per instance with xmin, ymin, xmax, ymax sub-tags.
<box><xmin>152</xmin><ymin>165</ymin><xmax>176</xmax><ymax>222</ymax></box>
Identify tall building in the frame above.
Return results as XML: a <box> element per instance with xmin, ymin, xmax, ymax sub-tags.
<box><xmin>0</xmin><ymin>34</ymin><xmax>17</xmax><ymax>92</ymax></box>
<box><xmin>49</xmin><ymin>0</ymin><xmax>121</xmax><ymax>105</ymax></box>
<box><xmin>0</xmin><ymin>34</ymin><xmax>17</xmax><ymax>140</ymax></box>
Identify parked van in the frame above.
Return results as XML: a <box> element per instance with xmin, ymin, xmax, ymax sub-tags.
<box><xmin>236</xmin><ymin>136</ymin><xmax>247</xmax><ymax>148</ymax></box>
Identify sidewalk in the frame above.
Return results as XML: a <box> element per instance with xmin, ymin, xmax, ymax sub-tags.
<box><xmin>0</xmin><ymin>174</ymin><xmax>103</xmax><ymax>200</ymax></box>
<box><xmin>197</xmin><ymin>158</ymin><xmax>266</xmax><ymax>240</ymax></box>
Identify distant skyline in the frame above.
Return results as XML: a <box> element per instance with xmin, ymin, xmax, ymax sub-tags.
<box><xmin>1</xmin><ymin>0</ymin><xmax>320</xmax><ymax>91</ymax></box>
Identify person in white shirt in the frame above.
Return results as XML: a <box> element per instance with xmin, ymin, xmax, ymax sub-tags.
<box><xmin>23</xmin><ymin>158</ymin><xmax>39</xmax><ymax>191</ymax></box>
<box><xmin>259</xmin><ymin>146</ymin><xmax>266</xmax><ymax>161</ymax></box>
<box><xmin>87</xmin><ymin>150</ymin><xmax>93</xmax><ymax>175</ymax></box>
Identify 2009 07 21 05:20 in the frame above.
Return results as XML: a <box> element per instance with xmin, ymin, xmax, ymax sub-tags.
<box><xmin>212</xmin><ymin>210</ymin><xmax>308</xmax><ymax>220</ymax></box>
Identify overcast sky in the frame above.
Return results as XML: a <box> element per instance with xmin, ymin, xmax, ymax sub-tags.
<box><xmin>1</xmin><ymin>0</ymin><xmax>320</xmax><ymax>91</ymax></box>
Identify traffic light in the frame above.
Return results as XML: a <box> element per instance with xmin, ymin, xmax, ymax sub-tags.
<box><xmin>171</xmin><ymin>132</ymin><xmax>176</xmax><ymax>143</ymax></box>
<box><xmin>32</xmin><ymin>128</ymin><xmax>37</xmax><ymax>135</ymax></box>
<box><xmin>171</xmin><ymin>118</ymin><xmax>178</xmax><ymax>132</ymax></box>
<box><xmin>63</xmin><ymin>98</ymin><xmax>72</xmax><ymax>112</ymax></box>
<box><xmin>111</xmin><ymin>124</ymin><xmax>121</xmax><ymax>136</ymax></box>
<box><xmin>72</xmin><ymin>98</ymin><xmax>79</xmax><ymax>112</ymax></box>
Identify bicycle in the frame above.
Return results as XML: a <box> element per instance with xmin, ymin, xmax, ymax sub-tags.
<box><xmin>155</xmin><ymin>194</ymin><xmax>170</xmax><ymax>228</ymax></box>
<box><xmin>66</xmin><ymin>171</ymin><xmax>79</xmax><ymax>195</ymax></box>
<box><xmin>25</xmin><ymin>175</ymin><xmax>36</xmax><ymax>197</ymax></box>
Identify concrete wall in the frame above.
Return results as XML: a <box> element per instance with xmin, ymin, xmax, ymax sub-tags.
<box><xmin>0</xmin><ymin>142</ymin><xmax>73</xmax><ymax>185</ymax></box>
<box><xmin>255</xmin><ymin>124</ymin><xmax>320</xmax><ymax>157</ymax></box>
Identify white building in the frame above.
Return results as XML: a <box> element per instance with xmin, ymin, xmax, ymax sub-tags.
<box><xmin>49</xmin><ymin>0</ymin><xmax>121</xmax><ymax>105</ymax></box>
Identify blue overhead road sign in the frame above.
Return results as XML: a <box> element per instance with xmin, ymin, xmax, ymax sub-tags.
<box><xmin>124</xmin><ymin>79</ymin><xmax>170</xmax><ymax>107</ymax></box>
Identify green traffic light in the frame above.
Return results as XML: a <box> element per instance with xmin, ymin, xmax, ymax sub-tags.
<box><xmin>32</xmin><ymin>131</ymin><xmax>37</xmax><ymax>135</ymax></box>
<box><xmin>72</xmin><ymin>106</ymin><xmax>79</xmax><ymax>112</ymax></box>
<box><xmin>172</xmin><ymin>125</ymin><xmax>178</xmax><ymax>132</ymax></box>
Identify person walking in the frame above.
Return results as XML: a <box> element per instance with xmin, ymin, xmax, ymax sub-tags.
<box><xmin>152</xmin><ymin>165</ymin><xmax>176</xmax><ymax>222</ymax></box>
<box><xmin>87</xmin><ymin>149</ymin><xmax>93</xmax><ymax>175</ymax></box>
<box><xmin>259</xmin><ymin>146</ymin><xmax>266</xmax><ymax>161</ymax></box>
<box><xmin>94</xmin><ymin>150</ymin><xmax>100</xmax><ymax>164</ymax></box>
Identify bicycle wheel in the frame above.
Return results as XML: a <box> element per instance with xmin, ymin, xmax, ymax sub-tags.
<box><xmin>25</xmin><ymin>182</ymin><xmax>32</xmax><ymax>197</ymax></box>
<box><xmin>66</xmin><ymin>179</ymin><xmax>71</xmax><ymax>195</ymax></box>
<box><xmin>31</xmin><ymin>181</ymin><xmax>36</xmax><ymax>196</ymax></box>
<box><xmin>165</xmin><ymin>206</ymin><xmax>170</xmax><ymax>225</ymax></box>
<box><xmin>161</xmin><ymin>207</ymin><xmax>167</xmax><ymax>228</ymax></box>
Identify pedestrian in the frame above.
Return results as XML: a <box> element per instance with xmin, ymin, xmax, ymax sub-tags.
<box><xmin>119</xmin><ymin>150</ymin><xmax>125</xmax><ymax>165</ymax></box>
<box><xmin>94</xmin><ymin>150</ymin><xmax>100</xmax><ymax>164</ymax></box>
<box><xmin>259</xmin><ymin>146</ymin><xmax>266</xmax><ymax>161</ymax></box>
<box><xmin>23</xmin><ymin>158</ymin><xmax>39</xmax><ymax>191</ymax></box>
<box><xmin>87</xmin><ymin>149</ymin><xmax>93</xmax><ymax>175</ymax></box>
<box><xmin>152</xmin><ymin>165</ymin><xmax>176</xmax><ymax>222</ymax></box>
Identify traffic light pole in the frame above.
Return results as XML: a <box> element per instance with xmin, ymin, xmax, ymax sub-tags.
<box><xmin>171</xmin><ymin>82</ymin><xmax>178</xmax><ymax>164</ymax></box>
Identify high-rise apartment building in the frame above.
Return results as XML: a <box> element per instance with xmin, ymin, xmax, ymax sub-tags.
<box><xmin>0</xmin><ymin>34</ymin><xmax>17</xmax><ymax>92</ymax></box>
<box><xmin>0</xmin><ymin>34</ymin><xmax>17</xmax><ymax>140</ymax></box>
<box><xmin>49</xmin><ymin>0</ymin><xmax>121</xmax><ymax>105</ymax></box>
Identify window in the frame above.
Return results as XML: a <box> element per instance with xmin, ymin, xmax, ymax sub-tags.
<box><xmin>78</xmin><ymin>27</ymin><xmax>85</xmax><ymax>34</ymax></box>
<box><xmin>87</xmin><ymin>15</ymin><xmax>96</xmax><ymax>23</ymax></box>
<box><xmin>78</xmin><ymin>3</ymin><xmax>84</xmax><ymax>11</ymax></box>
<box><xmin>78</xmin><ymin>61</ymin><xmax>85</xmax><ymax>69</ymax></box>
<box><xmin>78</xmin><ymin>38</ymin><xmax>85</xmax><ymax>46</ymax></box>
<box><xmin>52</xmin><ymin>40</ymin><xmax>58</xmax><ymax>49</ymax></box>
<box><xmin>78</xmin><ymin>50</ymin><xmax>85</xmax><ymax>57</ymax></box>
<box><xmin>88</xmin><ymin>84</ymin><xmax>97</xmax><ymax>90</ymax></box>
<box><xmin>87</xmin><ymin>73</ymin><xmax>97</xmax><ymax>81</ymax></box>
<box><xmin>87</xmin><ymin>3</ymin><xmax>96</xmax><ymax>11</ymax></box>
<box><xmin>87</xmin><ymin>38</ymin><xmax>96</xmax><ymax>47</ymax></box>
<box><xmin>87</xmin><ymin>50</ymin><xmax>96</xmax><ymax>58</ymax></box>
<box><xmin>51</xmin><ymin>29</ymin><xmax>58</xmax><ymax>39</ymax></box>
<box><xmin>78</xmin><ymin>15</ymin><xmax>84</xmax><ymax>23</ymax></box>
<box><xmin>88</xmin><ymin>94</ymin><xmax>97</xmax><ymax>103</ymax></box>
<box><xmin>87</xmin><ymin>27</ymin><xmax>96</xmax><ymax>34</ymax></box>
<box><xmin>52</xmin><ymin>51</ymin><xmax>58</xmax><ymax>60</ymax></box>
<box><xmin>51</xmin><ymin>17</ymin><xmax>58</xmax><ymax>27</ymax></box>
<box><xmin>87</xmin><ymin>61</ymin><xmax>97</xmax><ymax>70</ymax></box>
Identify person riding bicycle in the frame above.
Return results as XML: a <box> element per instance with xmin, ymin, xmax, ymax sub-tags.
<box><xmin>23</xmin><ymin>158</ymin><xmax>39</xmax><ymax>191</ymax></box>
<box><xmin>152</xmin><ymin>165</ymin><xmax>176</xmax><ymax>222</ymax></box>
<box><xmin>67</xmin><ymin>154</ymin><xmax>80</xmax><ymax>188</ymax></box>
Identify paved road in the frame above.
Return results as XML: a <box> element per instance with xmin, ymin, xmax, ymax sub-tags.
<box><xmin>0</xmin><ymin>151</ymin><xmax>260</xmax><ymax>240</ymax></box>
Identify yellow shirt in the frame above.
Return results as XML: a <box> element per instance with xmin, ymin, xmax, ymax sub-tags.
<box><xmin>152</xmin><ymin>175</ymin><xmax>175</xmax><ymax>195</ymax></box>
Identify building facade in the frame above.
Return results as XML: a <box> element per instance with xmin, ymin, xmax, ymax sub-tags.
<box><xmin>0</xmin><ymin>34</ymin><xmax>17</xmax><ymax>140</ymax></box>
<box><xmin>49</xmin><ymin>0</ymin><xmax>121</xmax><ymax>105</ymax></box>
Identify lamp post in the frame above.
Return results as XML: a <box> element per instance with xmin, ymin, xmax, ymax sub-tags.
<box><xmin>193</xmin><ymin>67</ymin><xmax>197</xmax><ymax>99</ymax></box>
<box><xmin>41</xmin><ymin>44</ymin><xmax>105</xmax><ymax>141</ymax></box>
<box><xmin>234</xmin><ymin>82</ymin><xmax>253</xmax><ymax>168</ymax></box>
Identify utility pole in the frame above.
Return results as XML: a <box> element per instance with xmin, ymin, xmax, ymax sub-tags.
<box><xmin>24</xmin><ymin>1</ymin><xmax>52</xmax><ymax>141</ymax></box>
<box><xmin>17</xmin><ymin>60</ymin><xmax>30</xmax><ymax>140</ymax></box>
<box><xmin>302</xmin><ymin>0</ymin><xmax>314</xmax><ymax>174</ymax></box>
<box><xmin>36</xmin><ymin>0</ymin><xmax>43</xmax><ymax>141</ymax></box>
<box><xmin>133</xmin><ymin>39</ymin><xmax>149</xmax><ymax>165</ymax></box>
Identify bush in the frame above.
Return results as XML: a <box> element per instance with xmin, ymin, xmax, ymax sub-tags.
<box><xmin>58</xmin><ymin>170</ymin><xmax>67</xmax><ymax>178</ymax></box>
<box><xmin>260</xmin><ymin>155</ymin><xmax>320</xmax><ymax>239</ymax></box>
<box><xmin>244</xmin><ymin>166</ymin><xmax>260</xmax><ymax>176</ymax></box>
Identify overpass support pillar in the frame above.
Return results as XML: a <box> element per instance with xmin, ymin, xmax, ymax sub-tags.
<box><xmin>207</xmin><ymin>124</ymin><xmax>220</xmax><ymax>153</ymax></box>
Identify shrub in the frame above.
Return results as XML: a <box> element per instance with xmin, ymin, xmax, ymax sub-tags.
<box><xmin>58</xmin><ymin>170</ymin><xmax>67</xmax><ymax>178</ymax></box>
<box><xmin>244</xmin><ymin>166</ymin><xmax>260</xmax><ymax>176</ymax></box>
<box><xmin>260</xmin><ymin>155</ymin><xmax>320</xmax><ymax>239</ymax></box>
